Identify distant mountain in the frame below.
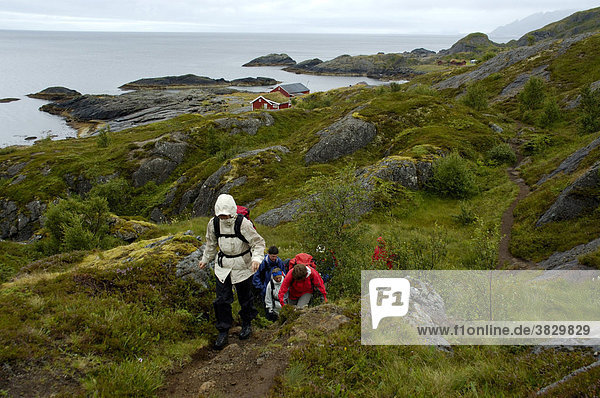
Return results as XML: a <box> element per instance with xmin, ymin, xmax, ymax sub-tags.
<box><xmin>516</xmin><ymin>7</ymin><xmax>600</xmax><ymax>46</ymax></box>
<box><xmin>489</xmin><ymin>10</ymin><xmax>574</xmax><ymax>40</ymax></box>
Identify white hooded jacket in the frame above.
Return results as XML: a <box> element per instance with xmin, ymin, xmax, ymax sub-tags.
<box><xmin>201</xmin><ymin>194</ymin><xmax>266</xmax><ymax>284</ymax></box>
<box><xmin>264</xmin><ymin>275</ymin><xmax>284</xmax><ymax>314</ymax></box>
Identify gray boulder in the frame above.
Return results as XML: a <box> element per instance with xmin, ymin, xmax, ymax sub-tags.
<box><xmin>131</xmin><ymin>137</ymin><xmax>189</xmax><ymax>187</ymax></box>
<box><xmin>153</xmin><ymin>141</ymin><xmax>188</xmax><ymax>164</ymax></box>
<box><xmin>305</xmin><ymin>113</ymin><xmax>377</xmax><ymax>165</ymax></box>
<box><xmin>175</xmin><ymin>247</ymin><xmax>212</xmax><ymax>289</ymax></box>
<box><xmin>536</xmin><ymin>161</ymin><xmax>600</xmax><ymax>226</ymax></box>
<box><xmin>0</xmin><ymin>199</ymin><xmax>47</xmax><ymax>241</ymax></box>
<box><xmin>537</xmin><ymin>236</ymin><xmax>600</xmax><ymax>270</ymax></box>
<box><xmin>537</xmin><ymin>136</ymin><xmax>600</xmax><ymax>185</ymax></box>
<box><xmin>213</xmin><ymin>112</ymin><xmax>274</xmax><ymax>136</ymax></box>
<box><xmin>358</xmin><ymin>156</ymin><xmax>435</xmax><ymax>190</ymax></box>
<box><xmin>254</xmin><ymin>199</ymin><xmax>305</xmax><ymax>227</ymax></box>
<box><xmin>132</xmin><ymin>158</ymin><xmax>177</xmax><ymax>188</ymax></box>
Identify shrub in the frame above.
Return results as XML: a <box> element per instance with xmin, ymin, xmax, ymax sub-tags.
<box><xmin>389</xmin><ymin>82</ymin><xmax>403</xmax><ymax>92</ymax></box>
<box><xmin>578</xmin><ymin>84</ymin><xmax>600</xmax><ymax>134</ymax></box>
<box><xmin>486</xmin><ymin>143</ymin><xmax>516</xmax><ymax>166</ymax></box>
<box><xmin>539</xmin><ymin>97</ymin><xmax>562</xmax><ymax>127</ymax></box>
<box><xmin>42</xmin><ymin>196</ymin><xmax>110</xmax><ymax>253</ymax></box>
<box><xmin>296</xmin><ymin>166</ymin><xmax>371</xmax><ymax>297</ymax></box>
<box><xmin>461</xmin><ymin>83</ymin><xmax>488</xmax><ymax>111</ymax></box>
<box><xmin>461</xmin><ymin>218</ymin><xmax>499</xmax><ymax>269</ymax></box>
<box><xmin>89</xmin><ymin>177</ymin><xmax>133</xmax><ymax>215</ymax></box>
<box><xmin>522</xmin><ymin>134</ymin><xmax>552</xmax><ymax>155</ymax></box>
<box><xmin>96</xmin><ymin>127</ymin><xmax>111</xmax><ymax>148</ymax></box>
<box><xmin>481</xmin><ymin>52</ymin><xmax>496</xmax><ymax>62</ymax></box>
<box><xmin>428</xmin><ymin>153</ymin><xmax>478</xmax><ymax>199</ymax></box>
<box><xmin>518</xmin><ymin>77</ymin><xmax>546</xmax><ymax>111</ymax></box>
<box><xmin>452</xmin><ymin>201</ymin><xmax>478</xmax><ymax>225</ymax></box>
<box><xmin>296</xmin><ymin>93</ymin><xmax>333</xmax><ymax>110</ymax></box>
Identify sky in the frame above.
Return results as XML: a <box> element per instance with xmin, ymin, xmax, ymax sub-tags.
<box><xmin>0</xmin><ymin>0</ymin><xmax>598</xmax><ymax>34</ymax></box>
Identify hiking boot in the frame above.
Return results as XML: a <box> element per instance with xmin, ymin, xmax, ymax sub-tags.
<box><xmin>214</xmin><ymin>331</ymin><xmax>228</xmax><ymax>350</ymax></box>
<box><xmin>239</xmin><ymin>324</ymin><xmax>252</xmax><ymax>340</ymax></box>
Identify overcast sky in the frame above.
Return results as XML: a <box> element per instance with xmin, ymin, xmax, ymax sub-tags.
<box><xmin>0</xmin><ymin>1</ymin><xmax>598</xmax><ymax>34</ymax></box>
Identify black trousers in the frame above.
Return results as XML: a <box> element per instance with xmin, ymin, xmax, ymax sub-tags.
<box><xmin>214</xmin><ymin>273</ymin><xmax>257</xmax><ymax>332</ymax></box>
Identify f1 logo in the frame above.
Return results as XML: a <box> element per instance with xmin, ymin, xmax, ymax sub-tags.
<box><xmin>369</xmin><ymin>278</ymin><xmax>411</xmax><ymax>329</ymax></box>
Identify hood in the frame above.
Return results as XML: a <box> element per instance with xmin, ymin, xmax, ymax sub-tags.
<box><xmin>293</xmin><ymin>253</ymin><xmax>314</xmax><ymax>266</ymax></box>
<box><xmin>214</xmin><ymin>194</ymin><xmax>237</xmax><ymax>217</ymax></box>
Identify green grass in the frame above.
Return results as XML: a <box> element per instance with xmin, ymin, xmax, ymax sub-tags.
<box><xmin>274</xmin><ymin>300</ymin><xmax>597</xmax><ymax>398</ymax></box>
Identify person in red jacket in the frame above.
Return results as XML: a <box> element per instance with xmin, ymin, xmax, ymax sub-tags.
<box><xmin>278</xmin><ymin>263</ymin><xmax>327</xmax><ymax>308</ymax></box>
<box><xmin>372</xmin><ymin>236</ymin><xmax>394</xmax><ymax>270</ymax></box>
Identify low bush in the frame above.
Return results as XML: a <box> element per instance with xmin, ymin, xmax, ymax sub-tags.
<box><xmin>428</xmin><ymin>153</ymin><xmax>478</xmax><ymax>199</ymax></box>
<box><xmin>486</xmin><ymin>143</ymin><xmax>516</xmax><ymax>166</ymax></box>
<box><xmin>461</xmin><ymin>83</ymin><xmax>488</xmax><ymax>111</ymax></box>
<box><xmin>579</xmin><ymin>84</ymin><xmax>600</xmax><ymax>134</ymax></box>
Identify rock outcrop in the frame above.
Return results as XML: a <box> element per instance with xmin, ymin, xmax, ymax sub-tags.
<box><xmin>537</xmin><ymin>236</ymin><xmax>600</xmax><ymax>270</ymax></box>
<box><xmin>410</xmin><ymin>48</ymin><xmax>436</xmax><ymax>57</ymax></box>
<box><xmin>150</xmin><ymin>146</ymin><xmax>289</xmax><ymax>222</ymax></box>
<box><xmin>119</xmin><ymin>74</ymin><xmax>278</xmax><ymax>90</ymax></box>
<box><xmin>499</xmin><ymin>65</ymin><xmax>550</xmax><ymax>99</ymax></box>
<box><xmin>283</xmin><ymin>58</ymin><xmax>324</xmax><ymax>74</ymax></box>
<box><xmin>109</xmin><ymin>216</ymin><xmax>158</xmax><ymax>243</ymax></box>
<box><xmin>132</xmin><ymin>137</ymin><xmax>189</xmax><ymax>187</ymax></box>
<box><xmin>176</xmin><ymin>246</ymin><xmax>212</xmax><ymax>289</ymax></box>
<box><xmin>254</xmin><ymin>199</ymin><xmax>305</xmax><ymax>227</ymax></box>
<box><xmin>0</xmin><ymin>98</ymin><xmax>20</xmax><ymax>103</ymax></box>
<box><xmin>27</xmin><ymin>87</ymin><xmax>81</xmax><ymax>101</ymax></box>
<box><xmin>213</xmin><ymin>112</ymin><xmax>274</xmax><ymax>136</ymax></box>
<box><xmin>438</xmin><ymin>33</ymin><xmax>501</xmax><ymax>56</ymax></box>
<box><xmin>0</xmin><ymin>199</ymin><xmax>46</xmax><ymax>241</ymax></box>
<box><xmin>40</xmin><ymin>89</ymin><xmax>236</xmax><ymax>133</ymax></box>
<box><xmin>536</xmin><ymin>161</ymin><xmax>600</xmax><ymax>226</ymax></box>
<box><xmin>358</xmin><ymin>156</ymin><xmax>435</xmax><ymax>190</ymax></box>
<box><xmin>305</xmin><ymin>113</ymin><xmax>377</xmax><ymax>165</ymax></box>
<box><xmin>242</xmin><ymin>53</ymin><xmax>296</xmax><ymax>67</ymax></box>
<box><xmin>537</xmin><ymin>136</ymin><xmax>600</xmax><ymax>185</ymax></box>
<box><xmin>434</xmin><ymin>34</ymin><xmax>591</xmax><ymax>90</ymax></box>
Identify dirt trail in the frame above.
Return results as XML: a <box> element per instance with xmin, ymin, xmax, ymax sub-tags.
<box><xmin>159</xmin><ymin>326</ymin><xmax>289</xmax><ymax>398</ymax></box>
<box><xmin>497</xmin><ymin>141</ymin><xmax>538</xmax><ymax>269</ymax></box>
<box><xmin>159</xmin><ymin>304</ymin><xmax>350</xmax><ymax>398</ymax></box>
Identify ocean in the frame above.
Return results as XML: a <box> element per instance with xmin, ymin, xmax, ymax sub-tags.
<box><xmin>0</xmin><ymin>30</ymin><xmax>462</xmax><ymax>147</ymax></box>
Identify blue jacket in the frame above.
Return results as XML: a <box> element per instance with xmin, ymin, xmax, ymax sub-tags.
<box><xmin>252</xmin><ymin>255</ymin><xmax>285</xmax><ymax>297</ymax></box>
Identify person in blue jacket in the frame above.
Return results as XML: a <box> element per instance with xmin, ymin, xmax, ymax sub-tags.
<box><xmin>253</xmin><ymin>245</ymin><xmax>285</xmax><ymax>303</ymax></box>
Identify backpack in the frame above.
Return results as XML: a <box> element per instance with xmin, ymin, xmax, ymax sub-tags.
<box><xmin>213</xmin><ymin>214</ymin><xmax>251</xmax><ymax>267</ymax></box>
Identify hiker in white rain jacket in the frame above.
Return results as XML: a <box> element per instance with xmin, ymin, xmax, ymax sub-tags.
<box><xmin>264</xmin><ymin>267</ymin><xmax>285</xmax><ymax>321</ymax></box>
<box><xmin>198</xmin><ymin>194</ymin><xmax>266</xmax><ymax>350</ymax></box>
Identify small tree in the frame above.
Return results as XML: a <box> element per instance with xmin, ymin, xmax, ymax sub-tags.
<box><xmin>296</xmin><ymin>166</ymin><xmax>370</xmax><ymax>256</ymax></box>
<box><xmin>518</xmin><ymin>77</ymin><xmax>546</xmax><ymax>111</ymax></box>
<box><xmin>461</xmin><ymin>82</ymin><xmax>488</xmax><ymax>111</ymax></box>
<box><xmin>539</xmin><ymin>97</ymin><xmax>562</xmax><ymax>127</ymax></box>
<box><xmin>428</xmin><ymin>153</ymin><xmax>478</xmax><ymax>199</ymax></box>
<box><xmin>579</xmin><ymin>85</ymin><xmax>600</xmax><ymax>134</ymax></box>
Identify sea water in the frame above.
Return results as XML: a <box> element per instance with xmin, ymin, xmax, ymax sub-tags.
<box><xmin>0</xmin><ymin>30</ymin><xmax>462</xmax><ymax>147</ymax></box>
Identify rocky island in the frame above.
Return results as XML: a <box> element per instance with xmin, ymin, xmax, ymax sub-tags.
<box><xmin>242</xmin><ymin>53</ymin><xmax>296</xmax><ymax>66</ymax></box>
<box><xmin>119</xmin><ymin>74</ymin><xmax>278</xmax><ymax>90</ymax></box>
<box><xmin>27</xmin><ymin>86</ymin><xmax>81</xmax><ymax>101</ymax></box>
